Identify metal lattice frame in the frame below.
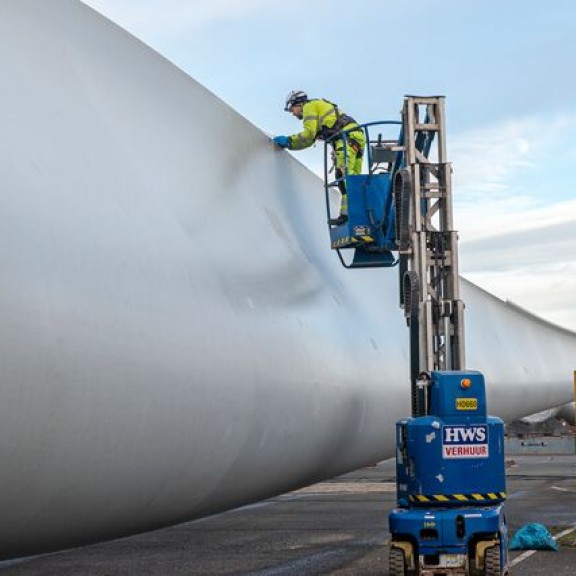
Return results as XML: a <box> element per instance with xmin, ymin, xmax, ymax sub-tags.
<box><xmin>400</xmin><ymin>96</ymin><xmax>466</xmax><ymax>376</ymax></box>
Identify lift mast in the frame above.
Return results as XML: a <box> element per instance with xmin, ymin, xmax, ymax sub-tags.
<box><xmin>394</xmin><ymin>96</ymin><xmax>466</xmax><ymax>417</ymax></box>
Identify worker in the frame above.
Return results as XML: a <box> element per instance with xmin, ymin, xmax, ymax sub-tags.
<box><xmin>273</xmin><ymin>90</ymin><xmax>365</xmax><ymax>226</ymax></box>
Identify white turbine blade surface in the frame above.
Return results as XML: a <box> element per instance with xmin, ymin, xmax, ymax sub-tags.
<box><xmin>0</xmin><ymin>0</ymin><xmax>574</xmax><ymax>560</ymax></box>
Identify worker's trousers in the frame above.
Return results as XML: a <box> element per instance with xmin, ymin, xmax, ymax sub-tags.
<box><xmin>333</xmin><ymin>129</ymin><xmax>365</xmax><ymax>216</ymax></box>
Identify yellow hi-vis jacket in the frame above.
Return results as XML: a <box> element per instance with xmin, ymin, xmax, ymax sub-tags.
<box><xmin>288</xmin><ymin>99</ymin><xmax>365</xmax><ymax>176</ymax></box>
<box><xmin>288</xmin><ymin>99</ymin><xmax>362</xmax><ymax>151</ymax></box>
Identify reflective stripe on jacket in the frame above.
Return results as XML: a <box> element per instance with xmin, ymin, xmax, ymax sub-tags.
<box><xmin>288</xmin><ymin>99</ymin><xmax>359</xmax><ymax>151</ymax></box>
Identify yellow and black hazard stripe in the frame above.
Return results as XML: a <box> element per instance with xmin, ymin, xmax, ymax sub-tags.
<box><xmin>408</xmin><ymin>492</ymin><xmax>506</xmax><ymax>504</ymax></box>
<box><xmin>331</xmin><ymin>236</ymin><xmax>358</xmax><ymax>249</ymax></box>
<box><xmin>331</xmin><ymin>236</ymin><xmax>374</xmax><ymax>249</ymax></box>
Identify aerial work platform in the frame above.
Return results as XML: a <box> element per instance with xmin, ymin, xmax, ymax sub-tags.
<box><xmin>324</xmin><ymin>121</ymin><xmax>402</xmax><ymax>268</ymax></box>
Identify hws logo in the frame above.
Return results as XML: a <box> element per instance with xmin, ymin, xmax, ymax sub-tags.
<box><xmin>442</xmin><ymin>425</ymin><xmax>489</xmax><ymax>459</ymax></box>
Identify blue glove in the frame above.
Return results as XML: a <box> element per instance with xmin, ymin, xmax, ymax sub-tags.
<box><xmin>273</xmin><ymin>135</ymin><xmax>290</xmax><ymax>149</ymax></box>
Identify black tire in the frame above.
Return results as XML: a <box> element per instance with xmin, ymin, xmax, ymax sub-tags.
<box><xmin>484</xmin><ymin>545</ymin><xmax>501</xmax><ymax>576</ymax></box>
<box><xmin>389</xmin><ymin>547</ymin><xmax>406</xmax><ymax>576</ymax></box>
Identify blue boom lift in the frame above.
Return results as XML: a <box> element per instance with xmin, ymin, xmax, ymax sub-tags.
<box><xmin>325</xmin><ymin>96</ymin><xmax>509</xmax><ymax>575</ymax></box>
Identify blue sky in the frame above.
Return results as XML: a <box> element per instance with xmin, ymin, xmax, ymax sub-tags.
<box><xmin>83</xmin><ymin>0</ymin><xmax>576</xmax><ymax>330</ymax></box>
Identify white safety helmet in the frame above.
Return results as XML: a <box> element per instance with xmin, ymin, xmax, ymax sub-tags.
<box><xmin>284</xmin><ymin>90</ymin><xmax>308</xmax><ymax>111</ymax></box>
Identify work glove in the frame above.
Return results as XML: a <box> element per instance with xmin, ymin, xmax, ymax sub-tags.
<box><xmin>273</xmin><ymin>135</ymin><xmax>290</xmax><ymax>149</ymax></box>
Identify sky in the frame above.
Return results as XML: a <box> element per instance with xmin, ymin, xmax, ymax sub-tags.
<box><xmin>83</xmin><ymin>0</ymin><xmax>576</xmax><ymax>331</ymax></box>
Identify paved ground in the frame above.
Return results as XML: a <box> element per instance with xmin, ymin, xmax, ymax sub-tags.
<box><xmin>1</xmin><ymin>454</ymin><xmax>575</xmax><ymax>575</ymax></box>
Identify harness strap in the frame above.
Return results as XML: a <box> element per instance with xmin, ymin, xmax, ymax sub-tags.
<box><xmin>315</xmin><ymin>99</ymin><xmax>359</xmax><ymax>142</ymax></box>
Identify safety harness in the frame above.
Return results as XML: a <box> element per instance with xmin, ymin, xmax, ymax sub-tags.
<box><xmin>314</xmin><ymin>99</ymin><xmax>363</xmax><ymax>157</ymax></box>
<box><xmin>314</xmin><ymin>99</ymin><xmax>357</xmax><ymax>141</ymax></box>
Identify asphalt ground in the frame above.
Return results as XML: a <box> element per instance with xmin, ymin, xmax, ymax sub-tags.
<box><xmin>1</xmin><ymin>453</ymin><xmax>575</xmax><ymax>575</ymax></box>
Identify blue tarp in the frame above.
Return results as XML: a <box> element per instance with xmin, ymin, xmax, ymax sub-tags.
<box><xmin>510</xmin><ymin>523</ymin><xmax>559</xmax><ymax>551</ymax></box>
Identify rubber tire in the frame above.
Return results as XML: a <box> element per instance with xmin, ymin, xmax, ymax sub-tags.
<box><xmin>389</xmin><ymin>547</ymin><xmax>406</xmax><ymax>576</ymax></box>
<box><xmin>484</xmin><ymin>545</ymin><xmax>501</xmax><ymax>576</ymax></box>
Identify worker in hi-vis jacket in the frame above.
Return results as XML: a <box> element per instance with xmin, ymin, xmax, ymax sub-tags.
<box><xmin>273</xmin><ymin>90</ymin><xmax>365</xmax><ymax>226</ymax></box>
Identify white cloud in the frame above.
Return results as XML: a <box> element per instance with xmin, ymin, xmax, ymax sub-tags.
<box><xmin>456</xmin><ymin>196</ymin><xmax>576</xmax><ymax>245</ymax></box>
<box><xmin>464</xmin><ymin>265</ymin><xmax>576</xmax><ymax>332</ymax></box>
<box><xmin>451</xmin><ymin>113</ymin><xmax>576</xmax><ymax>241</ymax></box>
<box><xmin>449</xmin><ymin>113</ymin><xmax>576</xmax><ymax>331</ymax></box>
<box><xmin>451</xmin><ymin>117</ymin><xmax>537</xmax><ymax>196</ymax></box>
<box><xmin>453</xmin><ymin>138</ymin><xmax>530</xmax><ymax>196</ymax></box>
